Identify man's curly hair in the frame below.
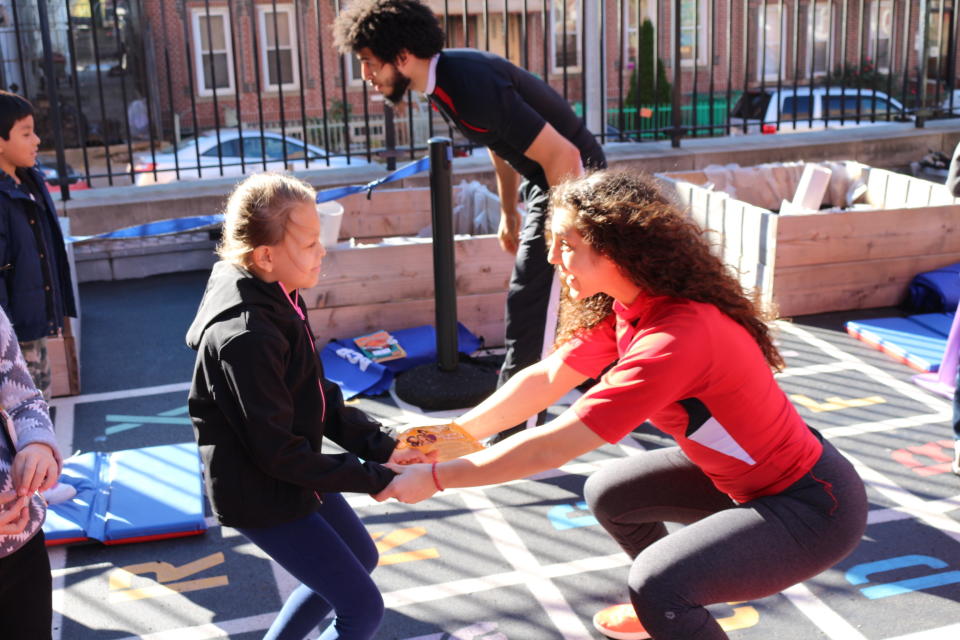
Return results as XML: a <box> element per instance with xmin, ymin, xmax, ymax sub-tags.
<box><xmin>332</xmin><ymin>0</ymin><xmax>445</xmax><ymax>63</ymax></box>
<box><xmin>550</xmin><ymin>170</ymin><xmax>785</xmax><ymax>371</ymax></box>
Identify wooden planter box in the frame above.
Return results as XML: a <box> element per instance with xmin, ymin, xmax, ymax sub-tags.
<box><xmin>302</xmin><ymin>187</ymin><xmax>514</xmax><ymax>347</ymax></box>
<box><xmin>657</xmin><ymin>163</ymin><xmax>960</xmax><ymax>317</ymax></box>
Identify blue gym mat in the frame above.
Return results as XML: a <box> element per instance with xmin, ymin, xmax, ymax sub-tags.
<box><xmin>845</xmin><ymin>313</ymin><xmax>954</xmax><ymax>373</ymax></box>
<box><xmin>44</xmin><ymin>442</ymin><xmax>206</xmax><ymax>546</ymax></box>
<box><xmin>906</xmin><ymin>262</ymin><xmax>960</xmax><ymax>313</ymax></box>
<box><xmin>321</xmin><ymin>323</ymin><xmax>483</xmax><ymax>399</ymax></box>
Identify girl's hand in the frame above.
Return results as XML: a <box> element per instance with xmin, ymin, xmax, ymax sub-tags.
<box><xmin>372</xmin><ymin>463</ymin><xmax>438</xmax><ymax>503</ymax></box>
<box><xmin>0</xmin><ymin>489</ymin><xmax>31</xmax><ymax>535</ymax></box>
<box><xmin>12</xmin><ymin>443</ymin><xmax>59</xmax><ymax>497</ymax></box>
<box><xmin>387</xmin><ymin>445</ymin><xmax>438</xmax><ymax>466</ymax></box>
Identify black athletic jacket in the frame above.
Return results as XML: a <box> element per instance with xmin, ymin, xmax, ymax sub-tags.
<box><xmin>186</xmin><ymin>261</ymin><xmax>396</xmax><ymax>528</ymax></box>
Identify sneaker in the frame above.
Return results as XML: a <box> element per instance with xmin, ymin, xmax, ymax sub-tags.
<box><xmin>593</xmin><ymin>603</ymin><xmax>651</xmax><ymax>640</ymax></box>
<box><xmin>952</xmin><ymin>441</ymin><xmax>960</xmax><ymax>476</ymax></box>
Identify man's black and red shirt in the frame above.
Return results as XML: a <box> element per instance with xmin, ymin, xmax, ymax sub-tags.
<box><xmin>428</xmin><ymin>49</ymin><xmax>606</xmax><ymax>189</ymax></box>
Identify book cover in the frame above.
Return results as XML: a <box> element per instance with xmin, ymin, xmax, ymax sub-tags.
<box><xmin>395</xmin><ymin>423</ymin><xmax>484</xmax><ymax>462</ymax></box>
<box><xmin>353</xmin><ymin>330</ymin><xmax>407</xmax><ymax>363</ymax></box>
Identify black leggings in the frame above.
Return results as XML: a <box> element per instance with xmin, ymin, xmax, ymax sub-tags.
<box><xmin>584</xmin><ymin>439</ymin><xmax>867</xmax><ymax>639</ymax></box>
<box><xmin>0</xmin><ymin>530</ymin><xmax>52</xmax><ymax>640</ymax></box>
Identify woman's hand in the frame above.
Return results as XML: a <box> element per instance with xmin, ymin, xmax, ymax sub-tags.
<box><xmin>372</xmin><ymin>463</ymin><xmax>438</xmax><ymax>503</ymax></box>
<box><xmin>387</xmin><ymin>445</ymin><xmax>438</xmax><ymax>466</ymax></box>
<box><xmin>12</xmin><ymin>443</ymin><xmax>59</xmax><ymax>497</ymax></box>
<box><xmin>0</xmin><ymin>489</ymin><xmax>31</xmax><ymax>535</ymax></box>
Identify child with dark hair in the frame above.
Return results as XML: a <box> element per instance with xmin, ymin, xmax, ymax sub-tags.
<box><xmin>0</xmin><ymin>305</ymin><xmax>62</xmax><ymax>640</ymax></box>
<box><xmin>0</xmin><ymin>90</ymin><xmax>77</xmax><ymax>400</ymax></box>
<box><xmin>376</xmin><ymin>170</ymin><xmax>868</xmax><ymax>640</ymax></box>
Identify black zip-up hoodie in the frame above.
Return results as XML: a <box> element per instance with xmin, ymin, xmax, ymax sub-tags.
<box><xmin>186</xmin><ymin>261</ymin><xmax>396</xmax><ymax>528</ymax></box>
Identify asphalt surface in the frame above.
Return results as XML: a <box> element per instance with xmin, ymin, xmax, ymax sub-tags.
<box><xmin>48</xmin><ymin>269</ymin><xmax>960</xmax><ymax>640</ymax></box>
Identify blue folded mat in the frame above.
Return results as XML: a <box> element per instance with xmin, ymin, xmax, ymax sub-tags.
<box><xmin>845</xmin><ymin>313</ymin><xmax>954</xmax><ymax>373</ymax></box>
<box><xmin>907</xmin><ymin>262</ymin><xmax>960</xmax><ymax>313</ymax></box>
<box><xmin>44</xmin><ymin>442</ymin><xmax>206</xmax><ymax>545</ymax></box>
<box><xmin>321</xmin><ymin>323</ymin><xmax>483</xmax><ymax>399</ymax></box>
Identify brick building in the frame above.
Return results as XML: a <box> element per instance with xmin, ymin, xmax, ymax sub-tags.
<box><xmin>1</xmin><ymin>1</ymin><xmax>956</xmax><ymax>154</ymax></box>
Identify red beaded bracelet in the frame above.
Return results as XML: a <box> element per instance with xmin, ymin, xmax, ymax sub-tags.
<box><xmin>431</xmin><ymin>462</ymin><xmax>444</xmax><ymax>492</ymax></box>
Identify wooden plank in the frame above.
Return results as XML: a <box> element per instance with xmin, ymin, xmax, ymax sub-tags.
<box><xmin>775</xmin><ymin>205</ymin><xmax>960</xmax><ymax>267</ymax></box>
<box><xmin>864</xmin><ymin>167</ymin><xmax>890</xmax><ymax>207</ymax></box>
<box><xmin>772</xmin><ymin>252</ymin><xmax>960</xmax><ymax>316</ymax></box>
<box><xmin>880</xmin><ymin>171</ymin><xmax>912</xmax><ymax>209</ymax></box>
<box><xmin>301</xmin><ymin>236</ymin><xmax>513</xmax><ymax>308</ymax></box>
<box><xmin>49</xmin><ymin>335</ymin><xmax>80</xmax><ymax>397</ymax></box>
<box><xmin>928</xmin><ymin>183</ymin><xmax>958</xmax><ymax>206</ymax></box>
<box><xmin>308</xmin><ymin>291</ymin><xmax>508</xmax><ymax>347</ymax></box>
<box><xmin>337</xmin><ymin>187</ymin><xmax>458</xmax><ymax>240</ymax></box>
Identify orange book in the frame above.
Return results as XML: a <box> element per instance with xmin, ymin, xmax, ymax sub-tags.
<box><xmin>353</xmin><ymin>330</ymin><xmax>407</xmax><ymax>362</ymax></box>
<box><xmin>395</xmin><ymin>423</ymin><xmax>484</xmax><ymax>461</ymax></box>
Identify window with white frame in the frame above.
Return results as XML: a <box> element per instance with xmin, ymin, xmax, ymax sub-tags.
<box><xmin>809</xmin><ymin>1</ymin><xmax>834</xmax><ymax>76</ymax></box>
<box><xmin>346</xmin><ymin>54</ymin><xmax>363</xmax><ymax>86</ymax></box>
<box><xmin>190</xmin><ymin>7</ymin><xmax>235</xmax><ymax>96</ymax></box>
<box><xmin>257</xmin><ymin>4</ymin><xmax>299</xmax><ymax>90</ymax></box>
<box><xmin>757</xmin><ymin>4</ymin><xmax>785</xmax><ymax>81</ymax></box>
<box><xmin>868</xmin><ymin>0</ymin><xmax>893</xmax><ymax>72</ymax></box>
<box><xmin>551</xmin><ymin>0</ymin><xmax>580</xmax><ymax>72</ymax></box>
<box><xmin>679</xmin><ymin>0</ymin><xmax>709</xmax><ymax>67</ymax></box>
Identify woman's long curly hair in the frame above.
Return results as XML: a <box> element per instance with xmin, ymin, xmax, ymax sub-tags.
<box><xmin>550</xmin><ymin>170</ymin><xmax>784</xmax><ymax>371</ymax></box>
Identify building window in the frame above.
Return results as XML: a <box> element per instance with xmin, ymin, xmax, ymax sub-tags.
<box><xmin>345</xmin><ymin>54</ymin><xmax>363</xmax><ymax>85</ymax></box>
<box><xmin>810</xmin><ymin>1</ymin><xmax>834</xmax><ymax>77</ymax></box>
<box><xmin>190</xmin><ymin>7</ymin><xmax>235</xmax><ymax>96</ymax></box>
<box><xmin>257</xmin><ymin>4</ymin><xmax>299</xmax><ymax>90</ymax></box>
<box><xmin>679</xmin><ymin>0</ymin><xmax>708</xmax><ymax>67</ymax></box>
<box><xmin>868</xmin><ymin>0</ymin><xmax>893</xmax><ymax>72</ymax></box>
<box><xmin>551</xmin><ymin>0</ymin><xmax>580</xmax><ymax>72</ymax></box>
<box><xmin>757</xmin><ymin>4</ymin><xmax>785</xmax><ymax>81</ymax></box>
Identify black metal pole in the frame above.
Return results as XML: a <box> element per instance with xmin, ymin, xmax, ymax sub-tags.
<box><xmin>36</xmin><ymin>0</ymin><xmax>70</xmax><ymax>200</ymax></box>
<box><xmin>671</xmin><ymin>0</ymin><xmax>682</xmax><ymax>147</ymax></box>
<box><xmin>428</xmin><ymin>137</ymin><xmax>457</xmax><ymax>372</ymax></box>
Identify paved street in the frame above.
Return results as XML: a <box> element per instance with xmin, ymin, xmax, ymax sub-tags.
<box><xmin>48</xmin><ymin>270</ymin><xmax>960</xmax><ymax>639</ymax></box>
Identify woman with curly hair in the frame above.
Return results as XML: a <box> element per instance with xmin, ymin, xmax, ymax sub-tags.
<box><xmin>376</xmin><ymin>170</ymin><xmax>867</xmax><ymax>639</ymax></box>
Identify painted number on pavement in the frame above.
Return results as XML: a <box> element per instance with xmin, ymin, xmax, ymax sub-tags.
<box><xmin>108</xmin><ymin>552</ymin><xmax>229</xmax><ymax>602</ymax></box>
<box><xmin>846</xmin><ymin>555</ymin><xmax>960</xmax><ymax>599</ymax></box>
<box><xmin>373</xmin><ymin>527</ymin><xmax>440</xmax><ymax>565</ymax></box>
<box><xmin>547</xmin><ymin>501</ymin><xmax>599</xmax><ymax>530</ymax></box>
<box><xmin>891</xmin><ymin>440</ymin><xmax>957</xmax><ymax>476</ymax></box>
<box><xmin>790</xmin><ymin>394</ymin><xmax>886</xmax><ymax>413</ymax></box>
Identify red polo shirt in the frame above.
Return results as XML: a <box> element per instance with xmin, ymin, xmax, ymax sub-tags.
<box><xmin>558</xmin><ymin>295</ymin><xmax>822</xmax><ymax>503</ymax></box>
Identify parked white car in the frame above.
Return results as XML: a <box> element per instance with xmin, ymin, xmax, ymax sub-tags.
<box><xmin>130</xmin><ymin>129</ymin><xmax>373</xmax><ymax>185</ymax></box>
<box><xmin>940</xmin><ymin>89</ymin><xmax>960</xmax><ymax>115</ymax></box>
<box><xmin>729</xmin><ymin>87</ymin><xmax>909</xmax><ymax>135</ymax></box>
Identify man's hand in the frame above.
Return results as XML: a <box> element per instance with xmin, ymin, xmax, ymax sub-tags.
<box><xmin>0</xmin><ymin>490</ymin><xmax>30</xmax><ymax>535</ymax></box>
<box><xmin>372</xmin><ymin>463</ymin><xmax>438</xmax><ymax>503</ymax></box>
<box><xmin>387</xmin><ymin>446</ymin><xmax>438</xmax><ymax>466</ymax></box>
<box><xmin>12</xmin><ymin>443</ymin><xmax>59</xmax><ymax>497</ymax></box>
<box><xmin>498</xmin><ymin>210</ymin><xmax>522</xmax><ymax>255</ymax></box>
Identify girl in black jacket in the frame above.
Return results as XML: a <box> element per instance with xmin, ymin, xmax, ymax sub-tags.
<box><xmin>187</xmin><ymin>173</ymin><xmax>426</xmax><ymax>640</ymax></box>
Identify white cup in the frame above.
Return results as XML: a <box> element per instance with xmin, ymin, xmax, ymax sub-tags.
<box><xmin>317</xmin><ymin>201</ymin><xmax>344</xmax><ymax>247</ymax></box>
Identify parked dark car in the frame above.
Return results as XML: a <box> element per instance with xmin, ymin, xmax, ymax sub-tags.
<box><xmin>37</xmin><ymin>154</ymin><xmax>89</xmax><ymax>190</ymax></box>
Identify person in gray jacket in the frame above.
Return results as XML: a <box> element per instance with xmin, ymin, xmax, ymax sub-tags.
<box><xmin>0</xmin><ymin>305</ymin><xmax>62</xmax><ymax>640</ymax></box>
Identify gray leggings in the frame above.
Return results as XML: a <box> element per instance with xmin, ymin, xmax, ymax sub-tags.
<box><xmin>584</xmin><ymin>438</ymin><xmax>867</xmax><ymax>639</ymax></box>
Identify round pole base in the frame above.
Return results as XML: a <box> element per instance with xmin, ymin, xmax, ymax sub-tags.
<box><xmin>395</xmin><ymin>359</ymin><xmax>498</xmax><ymax>411</ymax></box>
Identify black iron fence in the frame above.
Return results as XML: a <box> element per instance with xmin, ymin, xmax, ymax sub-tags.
<box><xmin>2</xmin><ymin>0</ymin><xmax>957</xmax><ymax>199</ymax></box>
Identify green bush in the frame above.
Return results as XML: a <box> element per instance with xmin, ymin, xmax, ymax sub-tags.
<box><xmin>626</xmin><ymin>19</ymin><xmax>672</xmax><ymax>108</ymax></box>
